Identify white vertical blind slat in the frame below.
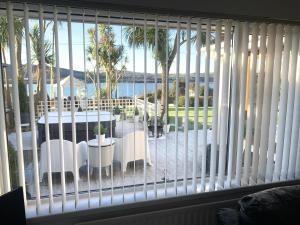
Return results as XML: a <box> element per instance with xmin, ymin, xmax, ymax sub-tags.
<box><xmin>82</xmin><ymin>10</ymin><xmax>91</xmax><ymax>207</ymax></box>
<box><xmin>280</xmin><ymin>27</ymin><xmax>300</xmax><ymax>180</ymax></box>
<box><xmin>174</xmin><ymin>20</ymin><xmax>180</xmax><ymax>195</ymax></box>
<box><xmin>295</xmin><ymin>131</ymin><xmax>300</xmax><ymax>178</ymax></box>
<box><xmin>200</xmin><ymin>19</ymin><xmax>210</xmax><ymax>192</ymax></box>
<box><xmin>209</xmin><ymin>21</ymin><xmax>221</xmax><ymax>191</ymax></box>
<box><xmin>154</xmin><ymin>17</ymin><xmax>158</xmax><ymax>198</ymax></box>
<box><xmin>24</xmin><ymin>3</ymin><xmax>41</xmax><ymax>213</ymax></box>
<box><xmin>143</xmin><ymin>17</ymin><xmax>147</xmax><ymax>198</ymax></box>
<box><xmin>54</xmin><ymin>6</ymin><xmax>67</xmax><ymax>211</ymax></box>
<box><xmin>226</xmin><ymin>22</ymin><xmax>240</xmax><ymax>187</ymax></box>
<box><xmin>266</xmin><ymin>25</ymin><xmax>289</xmax><ymax>182</ymax></box>
<box><xmin>193</xmin><ymin>19</ymin><xmax>201</xmax><ymax>193</ymax></box>
<box><xmin>257</xmin><ymin>24</ymin><xmax>276</xmax><ymax>183</ymax></box>
<box><xmin>243</xmin><ymin>23</ymin><xmax>258</xmax><ymax>185</ymax></box>
<box><xmin>7</xmin><ymin>1</ymin><xmax>27</xmax><ymax>204</ymax></box>
<box><xmin>0</xmin><ymin>37</ymin><xmax>10</xmax><ymax>194</ymax></box>
<box><xmin>95</xmin><ymin>12</ymin><xmax>102</xmax><ymax>205</ymax></box>
<box><xmin>132</xmin><ymin>18</ymin><xmax>136</xmax><ymax>201</ymax></box>
<box><xmin>164</xmin><ymin>20</ymin><xmax>169</xmax><ymax>196</ymax></box>
<box><xmin>67</xmin><ymin>8</ymin><xmax>79</xmax><ymax>207</ymax></box>
<box><xmin>235</xmin><ymin>22</ymin><xmax>249</xmax><ymax>186</ymax></box>
<box><xmin>250</xmin><ymin>24</ymin><xmax>267</xmax><ymax>184</ymax></box>
<box><xmin>108</xmin><ymin>14</ymin><xmax>114</xmax><ymax>204</ymax></box>
<box><xmin>287</xmin><ymin>36</ymin><xmax>300</xmax><ymax>179</ymax></box>
<box><xmin>183</xmin><ymin>19</ymin><xmax>191</xmax><ymax>194</ymax></box>
<box><xmin>217</xmin><ymin>21</ymin><xmax>231</xmax><ymax>189</ymax></box>
<box><xmin>39</xmin><ymin>4</ymin><xmax>54</xmax><ymax>211</ymax></box>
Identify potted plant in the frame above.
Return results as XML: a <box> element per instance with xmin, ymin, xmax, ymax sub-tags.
<box><xmin>113</xmin><ymin>106</ymin><xmax>121</xmax><ymax>121</ymax></box>
<box><xmin>93</xmin><ymin>124</ymin><xmax>107</xmax><ymax>143</ymax></box>
<box><xmin>134</xmin><ymin>107</ymin><xmax>139</xmax><ymax>123</ymax></box>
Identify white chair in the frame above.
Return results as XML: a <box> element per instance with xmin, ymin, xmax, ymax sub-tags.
<box><xmin>114</xmin><ymin>130</ymin><xmax>152</xmax><ymax>172</ymax></box>
<box><xmin>39</xmin><ymin>140</ymin><xmax>88</xmax><ymax>182</ymax></box>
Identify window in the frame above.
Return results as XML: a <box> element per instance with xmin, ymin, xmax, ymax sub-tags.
<box><xmin>0</xmin><ymin>1</ymin><xmax>300</xmax><ymax>217</ymax></box>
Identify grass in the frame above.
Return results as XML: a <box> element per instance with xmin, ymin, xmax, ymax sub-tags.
<box><xmin>168</xmin><ymin>106</ymin><xmax>213</xmax><ymax>130</ymax></box>
<box><xmin>123</xmin><ymin>104</ymin><xmax>213</xmax><ymax>130</ymax></box>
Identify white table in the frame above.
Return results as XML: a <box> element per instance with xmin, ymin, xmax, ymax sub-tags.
<box><xmin>88</xmin><ymin>138</ymin><xmax>116</xmax><ymax>176</ymax></box>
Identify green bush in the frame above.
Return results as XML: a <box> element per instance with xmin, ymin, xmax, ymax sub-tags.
<box><xmin>177</xmin><ymin>95</ymin><xmax>213</xmax><ymax>107</ymax></box>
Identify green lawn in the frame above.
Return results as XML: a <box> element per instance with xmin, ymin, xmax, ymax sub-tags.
<box><xmin>168</xmin><ymin>106</ymin><xmax>213</xmax><ymax>130</ymax></box>
<box><xmin>124</xmin><ymin>105</ymin><xmax>213</xmax><ymax>130</ymax></box>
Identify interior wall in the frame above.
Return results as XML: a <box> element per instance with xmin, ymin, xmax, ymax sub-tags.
<box><xmin>10</xmin><ymin>0</ymin><xmax>300</xmax><ymax>23</ymax></box>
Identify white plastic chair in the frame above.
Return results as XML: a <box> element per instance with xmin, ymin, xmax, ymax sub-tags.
<box><xmin>115</xmin><ymin>130</ymin><xmax>152</xmax><ymax>172</ymax></box>
<box><xmin>39</xmin><ymin>140</ymin><xmax>88</xmax><ymax>182</ymax></box>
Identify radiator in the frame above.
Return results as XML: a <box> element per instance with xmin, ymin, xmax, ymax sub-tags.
<box><xmin>76</xmin><ymin>199</ymin><xmax>238</xmax><ymax>225</ymax></box>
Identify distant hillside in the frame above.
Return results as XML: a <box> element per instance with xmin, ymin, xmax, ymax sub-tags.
<box><xmin>2</xmin><ymin>64</ymin><xmax>214</xmax><ymax>83</ymax></box>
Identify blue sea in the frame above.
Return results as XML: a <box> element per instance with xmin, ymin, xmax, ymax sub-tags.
<box><xmin>33</xmin><ymin>82</ymin><xmax>168</xmax><ymax>98</ymax></box>
<box><xmin>32</xmin><ymin>81</ymin><xmax>211</xmax><ymax>98</ymax></box>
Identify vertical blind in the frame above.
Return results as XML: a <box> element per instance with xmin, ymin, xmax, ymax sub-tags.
<box><xmin>0</xmin><ymin>1</ymin><xmax>300</xmax><ymax>217</ymax></box>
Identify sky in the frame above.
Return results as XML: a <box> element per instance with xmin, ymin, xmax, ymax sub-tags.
<box><xmin>10</xmin><ymin>19</ymin><xmax>215</xmax><ymax>75</ymax></box>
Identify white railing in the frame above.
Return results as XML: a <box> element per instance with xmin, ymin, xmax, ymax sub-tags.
<box><xmin>135</xmin><ymin>98</ymin><xmax>161</xmax><ymax>118</ymax></box>
<box><xmin>37</xmin><ymin>98</ymin><xmax>135</xmax><ymax>116</ymax></box>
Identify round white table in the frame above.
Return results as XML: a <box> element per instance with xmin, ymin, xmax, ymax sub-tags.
<box><xmin>87</xmin><ymin>138</ymin><xmax>116</xmax><ymax>176</ymax></box>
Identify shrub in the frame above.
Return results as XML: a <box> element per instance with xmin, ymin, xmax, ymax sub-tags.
<box><xmin>113</xmin><ymin>106</ymin><xmax>121</xmax><ymax>115</ymax></box>
<box><xmin>178</xmin><ymin>96</ymin><xmax>185</xmax><ymax>107</ymax></box>
<box><xmin>177</xmin><ymin>96</ymin><xmax>213</xmax><ymax>107</ymax></box>
<box><xmin>134</xmin><ymin>107</ymin><xmax>139</xmax><ymax>115</ymax></box>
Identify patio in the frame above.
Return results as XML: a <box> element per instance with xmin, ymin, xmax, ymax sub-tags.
<box><xmin>9</xmin><ymin>119</ymin><xmax>212</xmax><ymax>198</ymax></box>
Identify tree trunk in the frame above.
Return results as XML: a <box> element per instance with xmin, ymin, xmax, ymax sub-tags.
<box><xmin>160</xmin><ymin>68</ymin><xmax>170</xmax><ymax>121</ymax></box>
<box><xmin>16</xmin><ymin>36</ymin><xmax>23</xmax><ymax>79</ymax></box>
<box><xmin>106</xmin><ymin>71</ymin><xmax>112</xmax><ymax>99</ymax></box>
<box><xmin>35</xmin><ymin>63</ymin><xmax>44</xmax><ymax>113</ymax></box>
<box><xmin>50</xmin><ymin>31</ymin><xmax>55</xmax><ymax>99</ymax></box>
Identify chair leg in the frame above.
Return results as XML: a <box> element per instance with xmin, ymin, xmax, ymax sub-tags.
<box><xmin>105</xmin><ymin>166</ymin><xmax>110</xmax><ymax>176</ymax></box>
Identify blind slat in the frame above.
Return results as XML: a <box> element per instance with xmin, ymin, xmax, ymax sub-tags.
<box><xmin>209</xmin><ymin>21</ymin><xmax>221</xmax><ymax>191</ymax></box>
<box><xmin>257</xmin><ymin>24</ymin><xmax>276</xmax><ymax>183</ymax></box>
<box><xmin>25</xmin><ymin>3</ymin><xmax>41</xmax><ymax>213</ymax></box>
<box><xmin>250</xmin><ymin>24</ymin><xmax>267</xmax><ymax>184</ymax></box>
<box><xmin>266</xmin><ymin>25</ymin><xmax>291</xmax><ymax>182</ymax></box>
<box><xmin>217</xmin><ymin>21</ymin><xmax>231</xmax><ymax>189</ymax></box>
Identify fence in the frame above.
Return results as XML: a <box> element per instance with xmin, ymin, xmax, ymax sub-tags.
<box><xmin>37</xmin><ymin>98</ymin><xmax>136</xmax><ymax>117</ymax></box>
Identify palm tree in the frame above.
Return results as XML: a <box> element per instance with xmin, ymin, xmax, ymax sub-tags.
<box><xmin>29</xmin><ymin>24</ymin><xmax>53</xmax><ymax>107</ymax></box>
<box><xmin>124</xmin><ymin>25</ymin><xmax>204</xmax><ymax>119</ymax></box>
<box><xmin>87</xmin><ymin>25</ymin><xmax>127</xmax><ymax>99</ymax></box>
